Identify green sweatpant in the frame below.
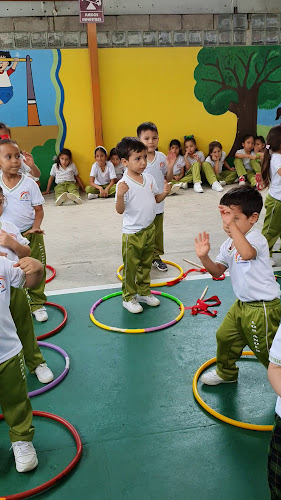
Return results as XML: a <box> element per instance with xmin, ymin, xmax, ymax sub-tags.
<box><xmin>262</xmin><ymin>194</ymin><xmax>281</xmax><ymax>254</ymax></box>
<box><xmin>85</xmin><ymin>184</ymin><xmax>116</xmax><ymax>197</ymax></box>
<box><xmin>10</xmin><ymin>288</ymin><xmax>45</xmax><ymax>373</ymax></box>
<box><xmin>216</xmin><ymin>170</ymin><xmax>238</xmax><ymax>184</ymax></box>
<box><xmin>122</xmin><ymin>222</ymin><xmax>155</xmax><ymax>301</ymax></box>
<box><xmin>153</xmin><ymin>213</ymin><xmax>164</xmax><ymax>260</ymax></box>
<box><xmin>181</xmin><ymin>162</ymin><xmax>202</xmax><ymax>184</ymax></box>
<box><xmin>234</xmin><ymin>158</ymin><xmax>261</xmax><ymax>186</ymax></box>
<box><xmin>54</xmin><ymin>181</ymin><xmax>80</xmax><ymax>200</ymax></box>
<box><xmin>23</xmin><ymin>231</ymin><xmax>46</xmax><ymax>313</ymax></box>
<box><xmin>202</xmin><ymin>161</ymin><xmax>217</xmax><ymax>186</ymax></box>
<box><xmin>216</xmin><ymin>298</ymin><xmax>281</xmax><ymax>381</ymax></box>
<box><xmin>0</xmin><ymin>351</ymin><xmax>34</xmax><ymax>442</ymax></box>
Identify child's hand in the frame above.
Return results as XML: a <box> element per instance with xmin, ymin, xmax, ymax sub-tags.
<box><xmin>230</xmin><ymin>167</ymin><xmax>235</xmax><ymax>171</ymax></box>
<box><xmin>0</xmin><ymin>251</ymin><xmax>7</xmax><ymax>257</ymax></box>
<box><xmin>117</xmin><ymin>182</ymin><xmax>129</xmax><ymax>196</ymax></box>
<box><xmin>42</xmin><ymin>190</ymin><xmax>50</xmax><ymax>195</ymax></box>
<box><xmin>164</xmin><ymin>181</ymin><xmax>172</xmax><ymax>194</ymax></box>
<box><xmin>166</xmin><ymin>151</ymin><xmax>177</xmax><ymax>168</ymax></box>
<box><xmin>14</xmin><ymin>257</ymin><xmax>42</xmax><ymax>275</ymax></box>
<box><xmin>22</xmin><ymin>151</ymin><xmax>35</xmax><ymax>168</ymax></box>
<box><xmin>23</xmin><ymin>227</ymin><xmax>45</xmax><ymax>236</ymax></box>
<box><xmin>218</xmin><ymin>204</ymin><xmax>236</xmax><ymax>227</ymax></box>
<box><xmin>211</xmin><ymin>153</ymin><xmax>220</xmax><ymax>161</ymax></box>
<box><xmin>0</xmin><ymin>230</ymin><xmax>15</xmax><ymax>249</ymax></box>
<box><xmin>195</xmin><ymin>232</ymin><xmax>210</xmax><ymax>258</ymax></box>
<box><xmin>104</xmin><ymin>187</ymin><xmax>109</xmax><ymax>198</ymax></box>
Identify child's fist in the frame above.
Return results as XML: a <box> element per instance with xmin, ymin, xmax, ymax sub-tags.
<box><xmin>14</xmin><ymin>257</ymin><xmax>43</xmax><ymax>275</ymax></box>
<box><xmin>164</xmin><ymin>181</ymin><xmax>172</xmax><ymax>193</ymax></box>
<box><xmin>118</xmin><ymin>181</ymin><xmax>129</xmax><ymax>195</ymax></box>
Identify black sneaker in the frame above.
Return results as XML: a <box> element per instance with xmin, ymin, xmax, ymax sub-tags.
<box><xmin>152</xmin><ymin>259</ymin><xmax>168</xmax><ymax>272</ymax></box>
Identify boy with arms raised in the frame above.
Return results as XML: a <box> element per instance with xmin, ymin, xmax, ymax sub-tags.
<box><xmin>195</xmin><ymin>186</ymin><xmax>281</xmax><ymax>385</ymax></box>
<box><xmin>137</xmin><ymin>122</ymin><xmax>175</xmax><ymax>272</ymax></box>
<box><xmin>116</xmin><ymin>137</ymin><xmax>171</xmax><ymax>314</ymax></box>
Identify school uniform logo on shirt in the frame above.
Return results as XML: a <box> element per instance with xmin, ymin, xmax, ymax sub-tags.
<box><xmin>20</xmin><ymin>191</ymin><xmax>30</xmax><ymax>201</ymax></box>
<box><xmin>160</xmin><ymin>162</ymin><xmax>165</xmax><ymax>171</ymax></box>
<box><xmin>235</xmin><ymin>252</ymin><xmax>249</xmax><ymax>264</ymax></box>
<box><xmin>0</xmin><ymin>276</ymin><xmax>6</xmax><ymax>292</ymax></box>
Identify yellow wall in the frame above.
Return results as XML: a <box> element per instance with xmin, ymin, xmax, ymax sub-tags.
<box><xmin>60</xmin><ymin>47</ymin><xmax>237</xmax><ymax>183</ymax></box>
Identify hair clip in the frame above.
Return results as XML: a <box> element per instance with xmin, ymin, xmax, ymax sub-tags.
<box><xmin>266</xmin><ymin>144</ymin><xmax>270</xmax><ymax>150</ymax></box>
<box><xmin>184</xmin><ymin>134</ymin><xmax>194</xmax><ymax>140</ymax></box>
<box><xmin>95</xmin><ymin>145</ymin><xmax>108</xmax><ymax>155</ymax></box>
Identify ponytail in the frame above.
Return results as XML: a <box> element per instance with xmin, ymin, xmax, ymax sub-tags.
<box><xmin>261</xmin><ymin>147</ymin><xmax>271</xmax><ymax>188</ymax></box>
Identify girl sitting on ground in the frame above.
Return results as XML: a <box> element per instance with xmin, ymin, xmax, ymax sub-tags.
<box><xmin>86</xmin><ymin>146</ymin><xmax>117</xmax><ymax>199</ymax></box>
<box><xmin>109</xmin><ymin>148</ymin><xmax>124</xmax><ymax>181</ymax></box>
<box><xmin>43</xmin><ymin>148</ymin><xmax>85</xmax><ymax>206</ymax></box>
<box><xmin>203</xmin><ymin>141</ymin><xmax>237</xmax><ymax>186</ymax></box>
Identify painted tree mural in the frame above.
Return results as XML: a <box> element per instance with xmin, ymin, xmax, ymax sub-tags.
<box><xmin>194</xmin><ymin>46</ymin><xmax>281</xmax><ymax>155</ymax></box>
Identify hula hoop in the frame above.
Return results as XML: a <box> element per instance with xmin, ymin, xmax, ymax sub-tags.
<box><xmin>28</xmin><ymin>341</ymin><xmax>70</xmax><ymax>398</ymax></box>
<box><xmin>193</xmin><ymin>351</ymin><xmax>273</xmax><ymax>431</ymax></box>
<box><xmin>116</xmin><ymin>260</ymin><xmax>184</xmax><ymax>288</ymax></box>
<box><xmin>36</xmin><ymin>302</ymin><xmax>67</xmax><ymax>341</ymax></box>
<box><xmin>46</xmin><ymin>265</ymin><xmax>56</xmax><ymax>284</ymax></box>
<box><xmin>90</xmin><ymin>290</ymin><xmax>185</xmax><ymax>333</ymax></box>
<box><xmin>0</xmin><ymin>411</ymin><xmax>82</xmax><ymax>500</ymax></box>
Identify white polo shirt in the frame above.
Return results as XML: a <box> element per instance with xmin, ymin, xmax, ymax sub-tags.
<box><xmin>50</xmin><ymin>162</ymin><xmax>79</xmax><ymax>184</ymax></box>
<box><xmin>205</xmin><ymin>151</ymin><xmax>226</xmax><ymax>173</ymax></box>
<box><xmin>116</xmin><ymin>172</ymin><xmax>159</xmax><ymax>234</ymax></box>
<box><xmin>0</xmin><ymin>173</ymin><xmax>45</xmax><ymax>233</ymax></box>
<box><xmin>269</xmin><ymin>325</ymin><xmax>281</xmax><ymax>418</ymax></box>
<box><xmin>173</xmin><ymin>155</ymin><xmax>186</xmax><ymax>176</ymax></box>
<box><xmin>215</xmin><ymin>227</ymin><xmax>280</xmax><ymax>302</ymax></box>
<box><xmin>186</xmin><ymin>151</ymin><xmax>205</xmax><ymax>166</ymax></box>
<box><xmin>0</xmin><ymin>256</ymin><xmax>25</xmax><ymax>364</ymax></box>
<box><xmin>0</xmin><ymin>220</ymin><xmax>29</xmax><ymax>261</ymax></box>
<box><xmin>144</xmin><ymin>151</ymin><xmax>167</xmax><ymax>215</ymax></box>
<box><xmin>269</xmin><ymin>153</ymin><xmax>281</xmax><ymax>201</ymax></box>
<box><xmin>236</xmin><ymin>149</ymin><xmax>255</xmax><ymax>170</ymax></box>
<box><xmin>90</xmin><ymin>161</ymin><xmax>116</xmax><ymax>185</ymax></box>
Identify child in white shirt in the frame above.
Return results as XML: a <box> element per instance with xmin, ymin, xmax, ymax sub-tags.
<box><xmin>0</xmin><ymin>139</ymin><xmax>48</xmax><ymax>323</ymax></box>
<box><xmin>0</xmin><ymin>255</ymin><xmax>43</xmax><ymax>472</ymax></box>
<box><xmin>234</xmin><ymin>134</ymin><xmax>261</xmax><ymax>187</ymax></box>
<box><xmin>43</xmin><ymin>148</ymin><xmax>85</xmax><ymax>205</ymax></box>
<box><xmin>195</xmin><ymin>186</ymin><xmax>280</xmax><ymax>386</ymax></box>
<box><xmin>137</xmin><ymin>122</ymin><xmax>174</xmax><ymax>271</ymax></box>
<box><xmin>109</xmin><ymin>148</ymin><xmax>124</xmax><ymax>181</ymax></box>
<box><xmin>203</xmin><ymin>141</ymin><xmax>237</xmax><ymax>186</ymax></box>
<box><xmin>115</xmin><ymin>137</ymin><xmax>171</xmax><ymax>314</ymax></box>
<box><xmin>168</xmin><ymin>139</ymin><xmax>185</xmax><ymax>195</ymax></box>
<box><xmin>86</xmin><ymin>146</ymin><xmax>117</xmax><ymax>199</ymax></box>
<box><xmin>261</xmin><ymin>125</ymin><xmax>281</xmax><ymax>267</ymax></box>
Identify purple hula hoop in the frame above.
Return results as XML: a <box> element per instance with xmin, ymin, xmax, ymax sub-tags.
<box><xmin>28</xmin><ymin>341</ymin><xmax>70</xmax><ymax>398</ymax></box>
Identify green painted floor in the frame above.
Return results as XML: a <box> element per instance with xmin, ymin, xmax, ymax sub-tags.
<box><xmin>0</xmin><ymin>277</ymin><xmax>278</xmax><ymax>499</ymax></box>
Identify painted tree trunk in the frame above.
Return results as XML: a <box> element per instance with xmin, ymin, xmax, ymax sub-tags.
<box><xmin>228</xmin><ymin>89</ymin><xmax>258</xmax><ymax>157</ymax></box>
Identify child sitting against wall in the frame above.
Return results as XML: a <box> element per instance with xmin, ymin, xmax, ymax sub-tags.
<box><xmin>43</xmin><ymin>148</ymin><xmax>85</xmax><ymax>205</ymax></box>
<box><xmin>168</xmin><ymin>139</ymin><xmax>185</xmax><ymax>195</ymax></box>
<box><xmin>234</xmin><ymin>134</ymin><xmax>261</xmax><ymax>187</ymax></box>
<box><xmin>203</xmin><ymin>141</ymin><xmax>237</xmax><ymax>186</ymax></box>
<box><xmin>109</xmin><ymin>148</ymin><xmax>125</xmax><ymax>181</ymax></box>
<box><xmin>86</xmin><ymin>146</ymin><xmax>117</xmax><ymax>199</ymax></box>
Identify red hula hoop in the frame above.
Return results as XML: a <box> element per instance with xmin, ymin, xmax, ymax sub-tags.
<box><xmin>45</xmin><ymin>265</ymin><xmax>56</xmax><ymax>284</ymax></box>
<box><xmin>0</xmin><ymin>410</ymin><xmax>82</xmax><ymax>500</ymax></box>
<box><xmin>36</xmin><ymin>302</ymin><xmax>68</xmax><ymax>340</ymax></box>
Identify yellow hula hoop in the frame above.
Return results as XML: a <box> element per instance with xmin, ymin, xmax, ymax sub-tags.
<box><xmin>116</xmin><ymin>260</ymin><xmax>184</xmax><ymax>288</ymax></box>
<box><xmin>193</xmin><ymin>351</ymin><xmax>273</xmax><ymax>432</ymax></box>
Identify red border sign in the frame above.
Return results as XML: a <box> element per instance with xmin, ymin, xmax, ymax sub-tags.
<box><xmin>79</xmin><ymin>0</ymin><xmax>104</xmax><ymax>23</ymax></box>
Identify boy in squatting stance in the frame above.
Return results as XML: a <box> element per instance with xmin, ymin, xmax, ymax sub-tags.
<box><xmin>115</xmin><ymin>137</ymin><xmax>172</xmax><ymax>314</ymax></box>
<box><xmin>195</xmin><ymin>186</ymin><xmax>281</xmax><ymax>385</ymax></box>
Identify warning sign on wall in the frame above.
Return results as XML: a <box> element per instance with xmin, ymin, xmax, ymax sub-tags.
<box><xmin>79</xmin><ymin>0</ymin><xmax>104</xmax><ymax>23</ymax></box>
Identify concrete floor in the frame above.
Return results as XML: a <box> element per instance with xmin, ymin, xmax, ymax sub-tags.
<box><xmin>43</xmin><ymin>185</ymin><xmax>280</xmax><ymax>292</ymax></box>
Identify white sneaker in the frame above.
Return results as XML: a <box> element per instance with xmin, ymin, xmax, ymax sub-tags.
<box><xmin>212</xmin><ymin>181</ymin><xmax>224</xmax><ymax>192</ymax></box>
<box><xmin>219</xmin><ymin>180</ymin><xmax>226</xmax><ymax>186</ymax></box>
<box><xmin>67</xmin><ymin>193</ymin><xmax>82</xmax><ymax>204</ymax></box>
<box><xmin>123</xmin><ymin>297</ymin><xmax>143</xmax><ymax>314</ymax></box>
<box><xmin>34</xmin><ymin>363</ymin><xmax>54</xmax><ymax>384</ymax></box>
<box><xmin>32</xmin><ymin>306</ymin><xmax>48</xmax><ymax>322</ymax></box>
<box><xmin>270</xmin><ymin>257</ymin><xmax>276</xmax><ymax>267</ymax></box>
<box><xmin>201</xmin><ymin>369</ymin><xmax>237</xmax><ymax>386</ymax></box>
<box><xmin>193</xmin><ymin>182</ymin><xmax>204</xmax><ymax>193</ymax></box>
<box><xmin>88</xmin><ymin>193</ymin><xmax>99</xmax><ymax>200</ymax></box>
<box><xmin>239</xmin><ymin>176</ymin><xmax>246</xmax><ymax>186</ymax></box>
<box><xmin>136</xmin><ymin>294</ymin><xmax>160</xmax><ymax>306</ymax></box>
<box><xmin>169</xmin><ymin>183</ymin><xmax>181</xmax><ymax>195</ymax></box>
<box><xmin>180</xmin><ymin>182</ymin><xmax>188</xmax><ymax>189</ymax></box>
<box><xmin>12</xmin><ymin>441</ymin><xmax>38</xmax><ymax>473</ymax></box>
<box><xmin>55</xmin><ymin>192</ymin><xmax>68</xmax><ymax>206</ymax></box>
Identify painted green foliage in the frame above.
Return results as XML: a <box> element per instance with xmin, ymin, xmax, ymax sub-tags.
<box><xmin>32</xmin><ymin>138</ymin><xmax>56</xmax><ymax>191</ymax></box>
<box><xmin>194</xmin><ymin>46</ymin><xmax>281</xmax><ymax>154</ymax></box>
